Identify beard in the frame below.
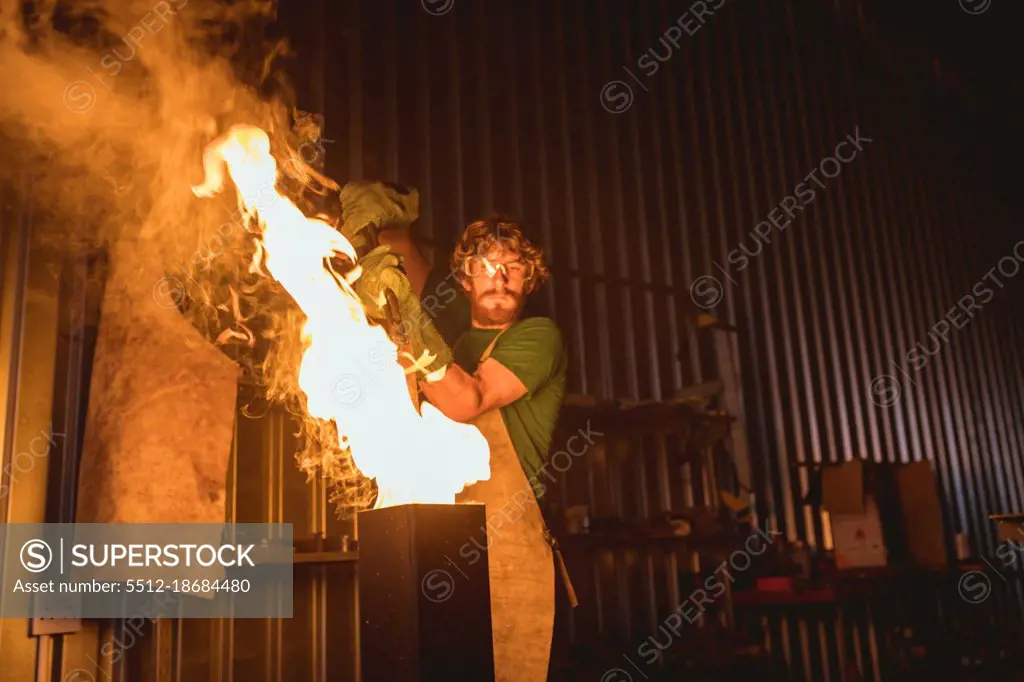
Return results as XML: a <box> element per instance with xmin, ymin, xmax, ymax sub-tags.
<box><xmin>470</xmin><ymin>289</ymin><xmax>525</xmax><ymax>326</ymax></box>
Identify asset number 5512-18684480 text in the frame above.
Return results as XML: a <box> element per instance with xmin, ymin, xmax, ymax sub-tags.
<box><xmin>125</xmin><ymin>578</ymin><xmax>251</xmax><ymax>594</ymax></box>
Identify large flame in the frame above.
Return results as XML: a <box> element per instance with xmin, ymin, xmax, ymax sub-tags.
<box><xmin>192</xmin><ymin>125</ymin><xmax>489</xmax><ymax>506</ymax></box>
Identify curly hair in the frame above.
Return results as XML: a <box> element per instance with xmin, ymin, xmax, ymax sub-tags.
<box><xmin>450</xmin><ymin>214</ymin><xmax>550</xmax><ymax>290</ymax></box>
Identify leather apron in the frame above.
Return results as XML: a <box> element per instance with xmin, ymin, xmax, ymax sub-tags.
<box><xmin>455</xmin><ymin>327</ymin><xmax>555</xmax><ymax>682</ymax></box>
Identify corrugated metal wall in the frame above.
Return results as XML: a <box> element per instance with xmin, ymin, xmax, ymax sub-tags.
<box><xmin>313</xmin><ymin>0</ymin><xmax>1024</xmax><ymax>676</ymax></box>
<box><xmin>316</xmin><ymin>0</ymin><xmax>1023</xmax><ymax>545</ymax></box>
<box><xmin>4</xmin><ymin>0</ymin><xmax>1023</xmax><ymax>679</ymax></box>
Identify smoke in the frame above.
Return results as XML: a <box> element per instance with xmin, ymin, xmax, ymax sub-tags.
<box><xmin>0</xmin><ymin>0</ymin><xmax>306</xmax><ymax>300</ymax></box>
<box><xmin>0</xmin><ymin>0</ymin><xmax>375</xmax><ymax>514</ymax></box>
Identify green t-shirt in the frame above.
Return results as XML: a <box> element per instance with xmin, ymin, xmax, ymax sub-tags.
<box><xmin>419</xmin><ymin>268</ymin><xmax>567</xmax><ymax>492</ymax></box>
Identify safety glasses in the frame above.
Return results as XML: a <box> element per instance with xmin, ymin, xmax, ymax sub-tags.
<box><xmin>464</xmin><ymin>256</ymin><xmax>533</xmax><ymax>281</ymax></box>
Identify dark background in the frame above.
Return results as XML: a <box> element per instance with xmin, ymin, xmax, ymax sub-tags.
<box><xmin>3</xmin><ymin>0</ymin><xmax>1024</xmax><ymax>680</ymax></box>
<box><xmin>281</xmin><ymin>0</ymin><xmax>1024</xmax><ymax>539</ymax></box>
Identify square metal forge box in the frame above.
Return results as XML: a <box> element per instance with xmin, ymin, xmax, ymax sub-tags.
<box><xmin>357</xmin><ymin>503</ymin><xmax>495</xmax><ymax>682</ymax></box>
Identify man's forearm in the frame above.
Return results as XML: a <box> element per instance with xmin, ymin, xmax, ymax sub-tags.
<box><xmin>419</xmin><ymin>364</ymin><xmax>485</xmax><ymax>422</ymax></box>
<box><xmin>378</xmin><ymin>226</ymin><xmax>432</xmax><ymax>297</ymax></box>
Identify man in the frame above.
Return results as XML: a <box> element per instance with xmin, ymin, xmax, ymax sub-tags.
<box><xmin>379</xmin><ymin>215</ymin><xmax>567</xmax><ymax>682</ymax></box>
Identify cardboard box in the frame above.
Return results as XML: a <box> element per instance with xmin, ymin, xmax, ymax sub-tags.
<box><xmin>830</xmin><ymin>495</ymin><xmax>887</xmax><ymax>569</ymax></box>
<box><xmin>896</xmin><ymin>460</ymin><xmax>947</xmax><ymax>569</ymax></box>
<box><xmin>821</xmin><ymin>459</ymin><xmax>947</xmax><ymax>570</ymax></box>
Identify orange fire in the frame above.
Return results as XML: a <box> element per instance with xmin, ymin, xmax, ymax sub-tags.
<box><xmin>192</xmin><ymin>125</ymin><xmax>489</xmax><ymax>506</ymax></box>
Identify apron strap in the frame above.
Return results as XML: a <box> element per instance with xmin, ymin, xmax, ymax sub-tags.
<box><xmin>479</xmin><ymin>325</ymin><xmax>510</xmax><ymax>363</ymax></box>
<box><xmin>543</xmin><ymin>526</ymin><xmax>580</xmax><ymax>608</ymax></box>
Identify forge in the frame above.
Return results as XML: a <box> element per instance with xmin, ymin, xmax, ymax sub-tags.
<box><xmin>357</xmin><ymin>503</ymin><xmax>495</xmax><ymax>682</ymax></box>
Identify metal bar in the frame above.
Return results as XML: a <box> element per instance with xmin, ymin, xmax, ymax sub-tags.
<box><xmin>293</xmin><ymin>552</ymin><xmax>359</xmax><ymax>565</ymax></box>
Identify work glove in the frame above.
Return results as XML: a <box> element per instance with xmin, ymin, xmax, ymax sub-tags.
<box><xmin>338</xmin><ymin>181</ymin><xmax>420</xmax><ymax>255</ymax></box>
<box><xmin>337</xmin><ymin>181</ymin><xmax>451</xmax><ymax>375</ymax></box>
